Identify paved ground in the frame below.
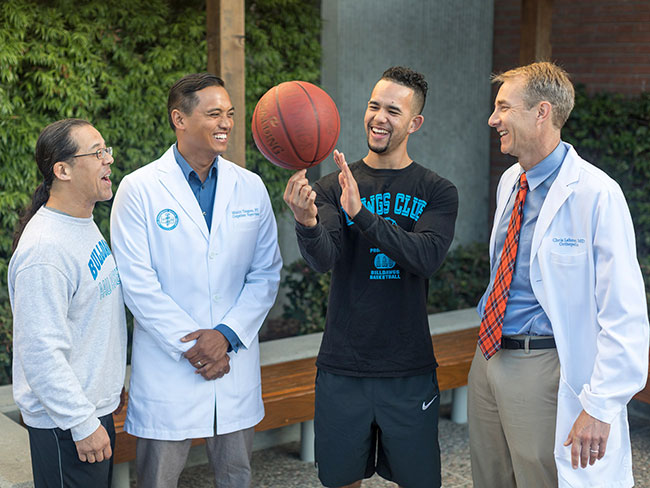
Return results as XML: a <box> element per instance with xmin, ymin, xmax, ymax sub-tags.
<box><xmin>133</xmin><ymin>405</ymin><xmax>650</xmax><ymax>487</ymax></box>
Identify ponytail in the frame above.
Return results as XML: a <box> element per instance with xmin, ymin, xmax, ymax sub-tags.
<box><xmin>12</xmin><ymin>183</ymin><xmax>51</xmax><ymax>252</ymax></box>
<box><xmin>11</xmin><ymin>118</ymin><xmax>91</xmax><ymax>252</ymax></box>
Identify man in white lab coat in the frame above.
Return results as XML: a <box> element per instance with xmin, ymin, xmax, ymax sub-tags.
<box><xmin>468</xmin><ymin>61</ymin><xmax>649</xmax><ymax>488</ymax></box>
<box><xmin>110</xmin><ymin>73</ymin><xmax>282</xmax><ymax>488</ymax></box>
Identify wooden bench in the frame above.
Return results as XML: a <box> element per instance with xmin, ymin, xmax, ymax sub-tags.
<box><xmin>111</xmin><ymin>326</ymin><xmax>479</xmax><ymax>484</ymax></box>
<box><xmin>257</xmin><ymin>326</ymin><xmax>480</xmax><ymax>430</ymax></box>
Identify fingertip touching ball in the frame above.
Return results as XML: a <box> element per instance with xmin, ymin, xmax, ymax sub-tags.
<box><xmin>251</xmin><ymin>81</ymin><xmax>340</xmax><ymax>170</ymax></box>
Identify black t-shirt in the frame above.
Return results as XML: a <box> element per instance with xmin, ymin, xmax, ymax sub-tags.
<box><xmin>296</xmin><ymin>159</ymin><xmax>459</xmax><ymax>377</ymax></box>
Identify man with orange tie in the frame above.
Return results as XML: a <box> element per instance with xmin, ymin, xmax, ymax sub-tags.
<box><xmin>468</xmin><ymin>62</ymin><xmax>649</xmax><ymax>488</ymax></box>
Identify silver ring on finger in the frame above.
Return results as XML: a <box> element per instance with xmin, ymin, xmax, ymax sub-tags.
<box><xmin>197</xmin><ymin>360</ymin><xmax>202</xmax><ymax>367</ymax></box>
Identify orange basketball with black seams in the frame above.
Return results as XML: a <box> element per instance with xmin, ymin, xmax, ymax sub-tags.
<box><xmin>251</xmin><ymin>81</ymin><xmax>340</xmax><ymax>170</ymax></box>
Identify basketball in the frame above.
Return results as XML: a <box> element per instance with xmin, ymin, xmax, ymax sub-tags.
<box><xmin>251</xmin><ymin>81</ymin><xmax>340</xmax><ymax>170</ymax></box>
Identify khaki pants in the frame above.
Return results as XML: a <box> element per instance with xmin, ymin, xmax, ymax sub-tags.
<box><xmin>468</xmin><ymin>345</ymin><xmax>560</xmax><ymax>488</ymax></box>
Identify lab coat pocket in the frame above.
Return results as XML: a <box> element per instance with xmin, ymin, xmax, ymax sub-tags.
<box><xmin>233</xmin><ymin>220</ymin><xmax>260</xmax><ymax>232</ymax></box>
<box><xmin>555</xmin><ymin>376</ymin><xmax>583</xmax><ymax>454</ymax></box>
<box><xmin>549</xmin><ymin>250</ymin><xmax>586</xmax><ymax>266</ymax></box>
<box><xmin>231</xmin><ymin>207</ymin><xmax>261</xmax><ymax>231</ymax></box>
<box><xmin>554</xmin><ymin>377</ymin><xmax>631</xmax><ymax>487</ymax></box>
<box><xmin>548</xmin><ymin>251</ymin><xmax>591</xmax><ymax>330</ymax></box>
<box><xmin>229</xmin><ymin>215</ymin><xmax>260</xmax><ymax>261</ymax></box>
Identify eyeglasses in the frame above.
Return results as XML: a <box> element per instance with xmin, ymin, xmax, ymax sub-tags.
<box><xmin>72</xmin><ymin>147</ymin><xmax>113</xmax><ymax>160</ymax></box>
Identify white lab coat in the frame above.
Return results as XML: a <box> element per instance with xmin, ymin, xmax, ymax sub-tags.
<box><xmin>491</xmin><ymin>145</ymin><xmax>649</xmax><ymax>487</ymax></box>
<box><xmin>110</xmin><ymin>146</ymin><xmax>282</xmax><ymax>440</ymax></box>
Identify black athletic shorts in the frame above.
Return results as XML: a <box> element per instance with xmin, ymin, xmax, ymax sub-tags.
<box><xmin>314</xmin><ymin>369</ymin><xmax>441</xmax><ymax>488</ymax></box>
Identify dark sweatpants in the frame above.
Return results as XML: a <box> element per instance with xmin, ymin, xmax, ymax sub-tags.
<box><xmin>27</xmin><ymin>413</ymin><xmax>115</xmax><ymax>488</ymax></box>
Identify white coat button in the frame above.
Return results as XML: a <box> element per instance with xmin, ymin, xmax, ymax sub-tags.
<box><xmin>213</xmin><ymin>294</ymin><xmax>220</xmax><ymax>302</ymax></box>
<box><xmin>209</xmin><ymin>252</ymin><xmax>216</xmax><ymax>259</ymax></box>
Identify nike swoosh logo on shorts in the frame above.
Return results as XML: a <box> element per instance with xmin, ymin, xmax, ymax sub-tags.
<box><xmin>422</xmin><ymin>394</ymin><xmax>439</xmax><ymax>411</ymax></box>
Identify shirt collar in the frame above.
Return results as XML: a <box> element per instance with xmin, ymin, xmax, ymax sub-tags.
<box><xmin>173</xmin><ymin>143</ymin><xmax>218</xmax><ymax>183</ymax></box>
<box><xmin>521</xmin><ymin>141</ymin><xmax>568</xmax><ymax>192</ymax></box>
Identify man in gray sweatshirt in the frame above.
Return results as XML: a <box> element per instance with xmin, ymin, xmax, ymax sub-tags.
<box><xmin>8</xmin><ymin>119</ymin><xmax>127</xmax><ymax>488</ymax></box>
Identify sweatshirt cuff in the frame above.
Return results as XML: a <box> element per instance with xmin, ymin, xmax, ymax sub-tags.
<box><xmin>295</xmin><ymin>220</ymin><xmax>322</xmax><ymax>238</ymax></box>
<box><xmin>70</xmin><ymin>415</ymin><xmax>101</xmax><ymax>442</ymax></box>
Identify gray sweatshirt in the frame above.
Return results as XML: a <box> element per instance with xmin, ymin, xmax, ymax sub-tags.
<box><xmin>9</xmin><ymin>207</ymin><xmax>127</xmax><ymax>441</ymax></box>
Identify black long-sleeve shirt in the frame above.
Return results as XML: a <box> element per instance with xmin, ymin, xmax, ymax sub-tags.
<box><xmin>296</xmin><ymin>160</ymin><xmax>459</xmax><ymax>377</ymax></box>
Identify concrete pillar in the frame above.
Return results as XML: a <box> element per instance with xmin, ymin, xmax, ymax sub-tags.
<box><xmin>300</xmin><ymin>419</ymin><xmax>315</xmax><ymax>462</ymax></box>
<box><xmin>451</xmin><ymin>385</ymin><xmax>469</xmax><ymax>424</ymax></box>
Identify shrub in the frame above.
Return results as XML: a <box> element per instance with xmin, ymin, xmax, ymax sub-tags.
<box><xmin>282</xmin><ymin>260</ymin><xmax>331</xmax><ymax>335</ymax></box>
<box><xmin>563</xmin><ymin>85</ymin><xmax>650</xmax><ymax>256</ymax></box>
<box><xmin>427</xmin><ymin>242</ymin><xmax>490</xmax><ymax>314</ymax></box>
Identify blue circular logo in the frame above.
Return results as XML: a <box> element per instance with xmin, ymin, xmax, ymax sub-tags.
<box><xmin>374</xmin><ymin>253</ymin><xmax>396</xmax><ymax>269</ymax></box>
<box><xmin>156</xmin><ymin>209</ymin><xmax>179</xmax><ymax>231</ymax></box>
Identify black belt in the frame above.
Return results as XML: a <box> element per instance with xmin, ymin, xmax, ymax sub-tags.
<box><xmin>501</xmin><ymin>336</ymin><xmax>556</xmax><ymax>350</ymax></box>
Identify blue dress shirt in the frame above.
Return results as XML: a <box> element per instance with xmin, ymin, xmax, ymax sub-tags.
<box><xmin>478</xmin><ymin>141</ymin><xmax>569</xmax><ymax>336</ymax></box>
<box><xmin>173</xmin><ymin>144</ymin><xmax>219</xmax><ymax>231</ymax></box>
<box><xmin>173</xmin><ymin>144</ymin><xmax>243</xmax><ymax>352</ymax></box>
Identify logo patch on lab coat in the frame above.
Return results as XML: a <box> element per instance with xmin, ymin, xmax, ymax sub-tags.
<box><xmin>157</xmin><ymin>209</ymin><xmax>179</xmax><ymax>230</ymax></box>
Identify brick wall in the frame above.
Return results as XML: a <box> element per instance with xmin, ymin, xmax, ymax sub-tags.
<box><xmin>487</xmin><ymin>0</ymin><xmax>650</xmax><ymax>221</ymax></box>
<box><xmin>552</xmin><ymin>0</ymin><xmax>650</xmax><ymax>95</ymax></box>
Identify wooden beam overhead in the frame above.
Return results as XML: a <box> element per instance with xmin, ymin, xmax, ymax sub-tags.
<box><xmin>520</xmin><ymin>0</ymin><xmax>554</xmax><ymax>65</ymax></box>
<box><xmin>206</xmin><ymin>0</ymin><xmax>246</xmax><ymax>167</ymax></box>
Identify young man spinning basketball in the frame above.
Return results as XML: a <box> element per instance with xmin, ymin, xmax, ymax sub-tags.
<box><xmin>284</xmin><ymin>66</ymin><xmax>459</xmax><ymax>488</ymax></box>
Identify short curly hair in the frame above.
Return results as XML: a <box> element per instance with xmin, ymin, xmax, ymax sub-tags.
<box><xmin>492</xmin><ymin>62</ymin><xmax>575</xmax><ymax>129</ymax></box>
<box><xmin>381</xmin><ymin>66</ymin><xmax>428</xmax><ymax>115</ymax></box>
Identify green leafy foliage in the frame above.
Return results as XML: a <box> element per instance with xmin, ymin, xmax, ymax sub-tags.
<box><xmin>0</xmin><ymin>0</ymin><xmax>206</xmax><ymax>386</ymax></box>
<box><xmin>282</xmin><ymin>260</ymin><xmax>331</xmax><ymax>335</ymax></box>
<box><xmin>0</xmin><ymin>0</ymin><xmax>321</xmax><ymax>385</ymax></box>
<box><xmin>427</xmin><ymin>242</ymin><xmax>490</xmax><ymax>314</ymax></box>
<box><xmin>564</xmin><ymin>85</ymin><xmax>650</xmax><ymax>257</ymax></box>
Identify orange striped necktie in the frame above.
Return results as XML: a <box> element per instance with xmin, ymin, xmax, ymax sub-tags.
<box><xmin>478</xmin><ymin>172</ymin><xmax>529</xmax><ymax>360</ymax></box>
